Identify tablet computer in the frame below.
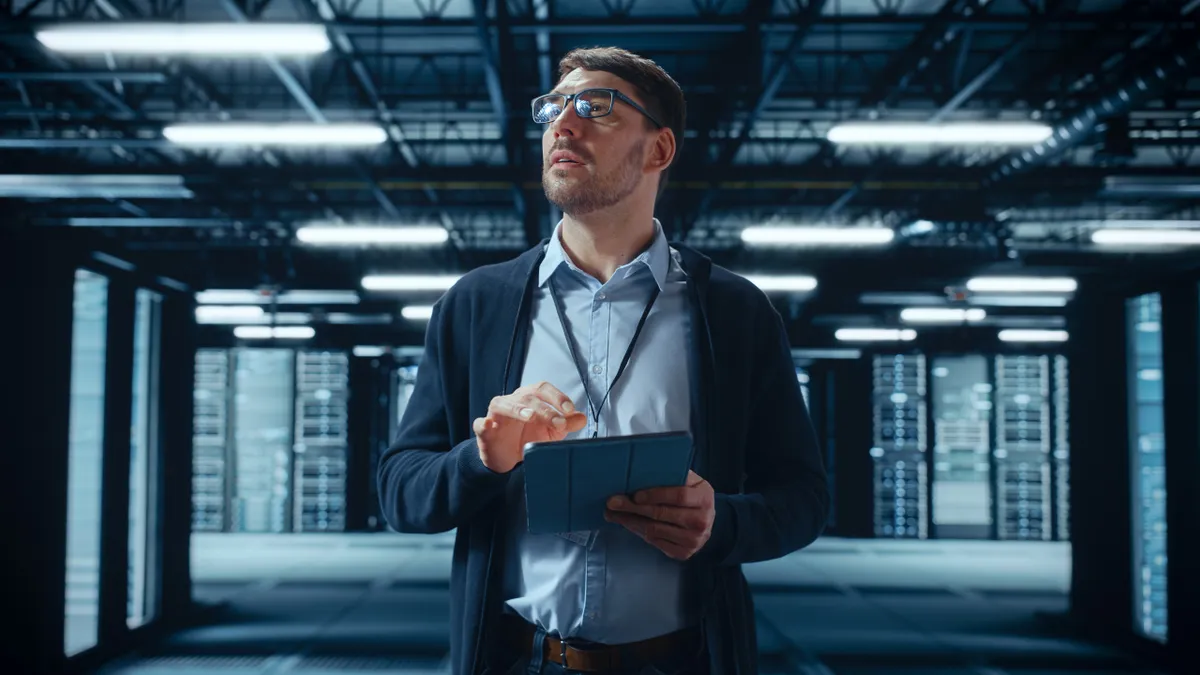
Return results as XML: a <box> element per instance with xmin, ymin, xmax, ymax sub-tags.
<box><xmin>522</xmin><ymin>431</ymin><xmax>693</xmax><ymax>535</ymax></box>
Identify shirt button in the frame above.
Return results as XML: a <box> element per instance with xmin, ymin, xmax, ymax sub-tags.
<box><xmin>592</xmin><ymin>365</ymin><xmax>602</xmax><ymax>375</ymax></box>
<box><xmin>598</xmin><ymin>293</ymin><xmax>606</xmax><ymax>301</ymax></box>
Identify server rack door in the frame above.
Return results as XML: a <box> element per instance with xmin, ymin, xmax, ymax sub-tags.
<box><xmin>1052</xmin><ymin>356</ymin><xmax>1071</xmax><ymax>541</ymax></box>
<box><xmin>1128</xmin><ymin>293</ymin><xmax>1168</xmax><ymax>642</ymax></box>
<box><xmin>871</xmin><ymin>354</ymin><xmax>928</xmax><ymax>539</ymax></box>
<box><xmin>191</xmin><ymin>350</ymin><xmax>229</xmax><ymax>532</ymax></box>
<box><xmin>930</xmin><ymin>355</ymin><xmax>993</xmax><ymax>540</ymax></box>
<box><xmin>231</xmin><ymin>348</ymin><xmax>295</xmax><ymax>533</ymax></box>
<box><xmin>64</xmin><ymin>269</ymin><xmax>110</xmax><ymax>657</ymax></box>
<box><xmin>292</xmin><ymin>350</ymin><xmax>349</xmax><ymax>532</ymax></box>
<box><xmin>994</xmin><ymin>355</ymin><xmax>1053</xmax><ymax>541</ymax></box>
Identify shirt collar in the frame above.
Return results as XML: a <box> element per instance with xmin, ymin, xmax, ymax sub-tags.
<box><xmin>538</xmin><ymin>218</ymin><xmax>670</xmax><ymax>291</ymax></box>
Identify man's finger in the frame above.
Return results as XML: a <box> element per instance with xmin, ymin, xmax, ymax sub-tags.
<box><xmin>606</xmin><ymin>498</ymin><xmax>699</xmax><ymax>528</ymax></box>
<box><xmin>533</xmin><ymin>381</ymin><xmax>577</xmax><ymax>415</ymax></box>
<box><xmin>489</xmin><ymin>394</ymin><xmax>566</xmax><ymax>428</ymax></box>
<box><xmin>629</xmin><ymin>486</ymin><xmax>705</xmax><ymax>508</ymax></box>
<box><xmin>605</xmin><ymin>511</ymin><xmax>692</xmax><ymax>547</ymax></box>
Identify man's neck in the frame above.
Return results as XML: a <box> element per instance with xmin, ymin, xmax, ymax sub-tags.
<box><xmin>558</xmin><ymin>213</ymin><xmax>657</xmax><ymax>284</ymax></box>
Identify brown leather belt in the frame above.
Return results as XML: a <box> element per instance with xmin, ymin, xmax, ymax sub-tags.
<box><xmin>502</xmin><ymin>613</ymin><xmax>702</xmax><ymax>673</ymax></box>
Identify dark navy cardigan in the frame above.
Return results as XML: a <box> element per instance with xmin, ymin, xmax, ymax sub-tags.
<box><xmin>377</xmin><ymin>241</ymin><xmax>830</xmax><ymax>675</ymax></box>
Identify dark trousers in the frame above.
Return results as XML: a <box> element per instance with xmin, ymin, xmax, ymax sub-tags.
<box><xmin>482</xmin><ymin>622</ymin><xmax>710</xmax><ymax>675</ymax></box>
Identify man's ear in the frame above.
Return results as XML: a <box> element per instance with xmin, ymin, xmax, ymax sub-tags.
<box><xmin>647</xmin><ymin>127</ymin><xmax>676</xmax><ymax>173</ymax></box>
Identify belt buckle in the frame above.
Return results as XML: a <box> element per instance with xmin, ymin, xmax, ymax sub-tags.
<box><xmin>559</xmin><ymin>638</ymin><xmax>570</xmax><ymax>668</ymax></box>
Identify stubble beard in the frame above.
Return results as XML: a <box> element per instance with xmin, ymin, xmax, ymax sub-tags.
<box><xmin>543</xmin><ymin>140</ymin><xmax>645</xmax><ymax>217</ymax></box>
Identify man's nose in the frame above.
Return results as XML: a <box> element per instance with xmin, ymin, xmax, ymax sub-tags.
<box><xmin>551</xmin><ymin>103</ymin><xmax>583</xmax><ymax>137</ymax></box>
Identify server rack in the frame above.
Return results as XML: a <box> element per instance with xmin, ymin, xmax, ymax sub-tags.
<box><xmin>1053</xmin><ymin>356</ymin><xmax>1071</xmax><ymax>541</ymax></box>
<box><xmin>871</xmin><ymin>354</ymin><xmax>928</xmax><ymax>539</ymax></box>
<box><xmin>190</xmin><ymin>348</ymin><xmax>352</xmax><ymax>533</ymax></box>
<box><xmin>191</xmin><ymin>349</ymin><xmax>228</xmax><ymax>532</ymax></box>
<box><xmin>1129</xmin><ymin>293</ymin><xmax>1168</xmax><ymax>641</ymax></box>
<box><xmin>231</xmin><ymin>349</ymin><xmax>294</xmax><ymax>533</ymax></box>
<box><xmin>994</xmin><ymin>355</ymin><xmax>1052</xmax><ymax>540</ymax></box>
<box><xmin>293</xmin><ymin>351</ymin><xmax>349</xmax><ymax>532</ymax></box>
<box><xmin>930</xmin><ymin>356</ymin><xmax>993</xmax><ymax>539</ymax></box>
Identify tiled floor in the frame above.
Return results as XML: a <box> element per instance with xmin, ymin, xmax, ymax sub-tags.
<box><xmin>91</xmin><ymin>534</ymin><xmax>1169</xmax><ymax>675</ymax></box>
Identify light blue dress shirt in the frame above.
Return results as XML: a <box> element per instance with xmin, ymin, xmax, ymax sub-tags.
<box><xmin>501</xmin><ymin>218</ymin><xmax>697</xmax><ymax>644</ymax></box>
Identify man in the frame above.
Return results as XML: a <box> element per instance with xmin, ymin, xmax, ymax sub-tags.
<box><xmin>378</xmin><ymin>47</ymin><xmax>828</xmax><ymax>675</ymax></box>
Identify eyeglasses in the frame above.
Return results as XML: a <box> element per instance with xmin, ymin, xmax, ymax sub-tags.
<box><xmin>531</xmin><ymin>88</ymin><xmax>664</xmax><ymax>128</ymax></box>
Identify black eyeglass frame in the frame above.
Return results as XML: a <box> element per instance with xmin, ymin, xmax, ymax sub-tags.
<box><xmin>531</xmin><ymin>88</ymin><xmax>665</xmax><ymax>129</ymax></box>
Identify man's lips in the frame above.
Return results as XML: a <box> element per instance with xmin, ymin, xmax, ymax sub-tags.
<box><xmin>549</xmin><ymin>150</ymin><xmax>585</xmax><ymax>165</ymax></box>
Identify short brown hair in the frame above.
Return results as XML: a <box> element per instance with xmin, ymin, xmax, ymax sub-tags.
<box><xmin>556</xmin><ymin>47</ymin><xmax>686</xmax><ymax>198</ymax></box>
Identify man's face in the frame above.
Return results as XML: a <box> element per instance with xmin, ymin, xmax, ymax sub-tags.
<box><xmin>541</xmin><ymin>68</ymin><xmax>653</xmax><ymax>217</ymax></box>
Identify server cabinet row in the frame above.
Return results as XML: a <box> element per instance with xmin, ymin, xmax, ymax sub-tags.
<box><xmin>869</xmin><ymin>353</ymin><xmax>1070</xmax><ymax>541</ymax></box>
<box><xmin>191</xmin><ymin>348</ymin><xmax>349</xmax><ymax>533</ymax></box>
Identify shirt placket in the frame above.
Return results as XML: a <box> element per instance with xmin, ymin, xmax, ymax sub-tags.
<box><xmin>581</xmin><ymin>280</ymin><xmax>610</xmax><ymax>627</ymax></box>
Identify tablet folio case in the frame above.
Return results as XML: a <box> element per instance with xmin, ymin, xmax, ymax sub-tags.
<box><xmin>522</xmin><ymin>432</ymin><xmax>693</xmax><ymax>535</ymax></box>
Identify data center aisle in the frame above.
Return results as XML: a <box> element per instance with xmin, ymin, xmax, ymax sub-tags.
<box><xmin>91</xmin><ymin>534</ymin><xmax>1166</xmax><ymax>675</ymax></box>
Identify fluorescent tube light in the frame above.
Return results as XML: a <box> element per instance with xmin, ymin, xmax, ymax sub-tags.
<box><xmin>362</xmin><ymin>275</ymin><xmax>462</xmax><ymax>292</ymax></box>
<box><xmin>36</xmin><ymin>23</ymin><xmax>330</xmax><ymax>55</ymax></box>
<box><xmin>204</xmin><ymin>312</ymin><xmax>310</xmax><ymax>326</ymax></box>
<box><xmin>296</xmin><ymin>225</ymin><xmax>449</xmax><ymax>246</ymax></box>
<box><xmin>743</xmin><ymin>275</ymin><xmax>818</xmax><ymax>292</ymax></box>
<box><xmin>353</xmin><ymin>346</ymin><xmax>387</xmax><ymax>358</ymax></box>
<box><xmin>195</xmin><ymin>289</ymin><xmax>359</xmax><ymax>305</ymax></box>
<box><xmin>163</xmin><ymin>123</ymin><xmax>386</xmax><ymax>146</ymax></box>
<box><xmin>835</xmin><ymin>328</ymin><xmax>917</xmax><ymax>342</ymax></box>
<box><xmin>741</xmin><ymin>227</ymin><xmax>894</xmax><ymax>246</ymax></box>
<box><xmin>401</xmin><ymin>305</ymin><xmax>435</xmax><ymax>320</ymax></box>
<box><xmin>967</xmin><ymin>294</ymin><xmax>1069</xmax><ymax>308</ymax></box>
<box><xmin>966</xmin><ymin>276</ymin><xmax>1077</xmax><ymax>293</ymax></box>
<box><xmin>1091</xmin><ymin>229</ymin><xmax>1200</xmax><ymax>246</ymax></box>
<box><xmin>0</xmin><ymin>174</ymin><xmax>193</xmax><ymax>199</ymax></box>
<box><xmin>998</xmin><ymin>329</ymin><xmax>1068</xmax><ymax>342</ymax></box>
<box><xmin>827</xmin><ymin>122</ymin><xmax>1052</xmax><ymax>145</ymax></box>
<box><xmin>233</xmin><ymin>326</ymin><xmax>315</xmax><ymax>339</ymax></box>
<box><xmin>195</xmin><ymin>305</ymin><xmax>264</xmax><ymax>322</ymax></box>
<box><xmin>69</xmin><ymin>218</ymin><xmax>224</xmax><ymax>227</ymax></box>
<box><xmin>900</xmin><ymin>307</ymin><xmax>986</xmax><ymax>323</ymax></box>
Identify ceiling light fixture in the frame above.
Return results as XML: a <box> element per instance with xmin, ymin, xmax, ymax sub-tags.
<box><xmin>36</xmin><ymin>23</ymin><xmax>330</xmax><ymax>55</ymax></box>
<box><xmin>827</xmin><ymin>122</ymin><xmax>1052</xmax><ymax>145</ymax></box>
<box><xmin>1091</xmin><ymin>228</ymin><xmax>1200</xmax><ymax>246</ymax></box>
<box><xmin>835</xmin><ymin>328</ymin><xmax>918</xmax><ymax>342</ymax></box>
<box><xmin>965</xmin><ymin>276</ymin><xmax>1077</xmax><ymax>293</ymax></box>
<box><xmin>295</xmin><ymin>225</ymin><xmax>450</xmax><ymax>246</ymax></box>
<box><xmin>900</xmin><ymin>307</ymin><xmax>986</xmax><ymax>323</ymax></box>
<box><xmin>163</xmin><ymin>123</ymin><xmax>386</xmax><ymax>146</ymax></box>
<box><xmin>361</xmin><ymin>275</ymin><xmax>462</xmax><ymax>292</ymax></box>
<box><xmin>195</xmin><ymin>289</ymin><xmax>360</xmax><ymax>305</ymax></box>
<box><xmin>233</xmin><ymin>326</ymin><xmax>316</xmax><ymax>339</ymax></box>
<box><xmin>998</xmin><ymin>329</ymin><xmax>1069</xmax><ymax>342</ymax></box>
<box><xmin>742</xmin><ymin>275</ymin><xmax>819</xmax><ymax>292</ymax></box>
<box><xmin>0</xmin><ymin>174</ymin><xmax>193</xmax><ymax>199</ymax></box>
<box><xmin>741</xmin><ymin>226</ymin><xmax>895</xmax><ymax>246</ymax></box>
<box><xmin>401</xmin><ymin>305</ymin><xmax>435</xmax><ymax>320</ymax></box>
<box><xmin>195</xmin><ymin>305</ymin><xmax>264</xmax><ymax>322</ymax></box>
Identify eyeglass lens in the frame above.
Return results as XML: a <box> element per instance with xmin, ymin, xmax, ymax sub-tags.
<box><xmin>533</xmin><ymin>90</ymin><xmax>614</xmax><ymax>123</ymax></box>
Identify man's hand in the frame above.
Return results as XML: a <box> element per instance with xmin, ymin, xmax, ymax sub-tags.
<box><xmin>472</xmin><ymin>381</ymin><xmax>588</xmax><ymax>474</ymax></box>
<box><xmin>604</xmin><ymin>470</ymin><xmax>714</xmax><ymax>561</ymax></box>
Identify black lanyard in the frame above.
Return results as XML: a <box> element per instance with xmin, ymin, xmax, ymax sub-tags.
<box><xmin>548</xmin><ymin>275</ymin><xmax>660</xmax><ymax>438</ymax></box>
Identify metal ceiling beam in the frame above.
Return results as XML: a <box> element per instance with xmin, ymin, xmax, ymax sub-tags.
<box><xmin>4</xmin><ymin>12</ymin><xmax>1184</xmax><ymax>35</ymax></box>
<box><xmin>679</xmin><ymin>0</ymin><xmax>827</xmax><ymax>239</ymax></box>
<box><xmin>985</xmin><ymin>32</ymin><xmax>1200</xmax><ymax>186</ymax></box>
<box><xmin>0</xmin><ymin>70</ymin><xmax>167</xmax><ymax>83</ymax></box>
<box><xmin>218</xmin><ymin>0</ymin><xmax>402</xmax><ymax>223</ymax></box>
<box><xmin>824</xmin><ymin>0</ymin><xmax>1077</xmax><ymax>215</ymax></box>
<box><xmin>471</xmin><ymin>0</ymin><xmax>530</xmax><ymax>243</ymax></box>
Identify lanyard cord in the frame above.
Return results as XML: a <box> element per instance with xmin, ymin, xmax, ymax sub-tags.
<box><xmin>548</xmin><ymin>276</ymin><xmax>660</xmax><ymax>438</ymax></box>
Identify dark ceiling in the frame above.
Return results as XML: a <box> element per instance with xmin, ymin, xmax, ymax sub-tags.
<box><xmin>2</xmin><ymin>0</ymin><xmax>1198</xmax><ymax>346</ymax></box>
